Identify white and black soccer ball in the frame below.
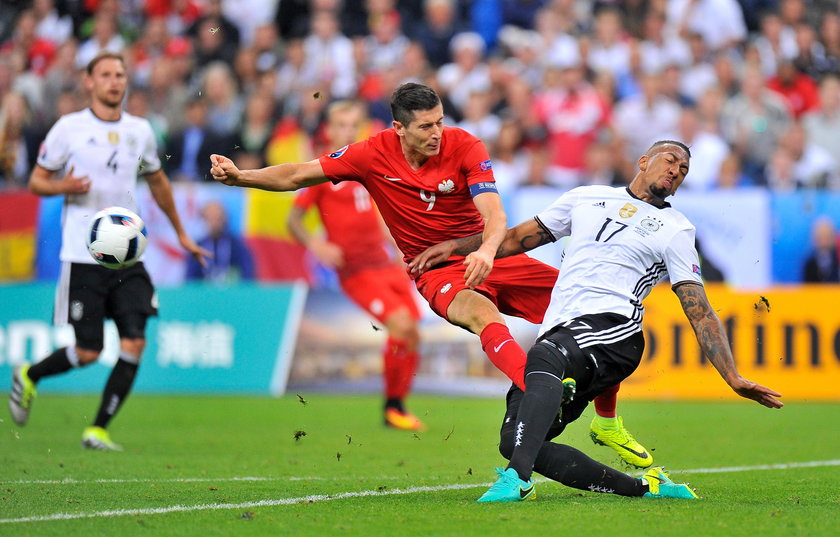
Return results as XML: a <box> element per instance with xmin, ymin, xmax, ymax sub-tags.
<box><xmin>86</xmin><ymin>207</ymin><xmax>148</xmax><ymax>270</ymax></box>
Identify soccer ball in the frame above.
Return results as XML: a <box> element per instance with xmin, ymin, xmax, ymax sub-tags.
<box><xmin>86</xmin><ymin>207</ymin><xmax>148</xmax><ymax>269</ymax></box>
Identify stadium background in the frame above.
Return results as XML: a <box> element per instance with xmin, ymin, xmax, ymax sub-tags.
<box><xmin>0</xmin><ymin>0</ymin><xmax>839</xmax><ymax>402</ymax></box>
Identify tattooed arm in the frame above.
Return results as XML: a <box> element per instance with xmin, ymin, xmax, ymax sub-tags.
<box><xmin>674</xmin><ymin>282</ymin><xmax>783</xmax><ymax>409</ymax></box>
<box><xmin>408</xmin><ymin>218</ymin><xmax>554</xmax><ymax>275</ymax></box>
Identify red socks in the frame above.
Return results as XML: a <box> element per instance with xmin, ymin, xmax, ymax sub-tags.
<box><xmin>383</xmin><ymin>336</ymin><xmax>419</xmax><ymax>399</ymax></box>
<box><xmin>479</xmin><ymin>322</ymin><xmax>526</xmax><ymax>390</ymax></box>
<box><xmin>594</xmin><ymin>383</ymin><xmax>620</xmax><ymax>417</ymax></box>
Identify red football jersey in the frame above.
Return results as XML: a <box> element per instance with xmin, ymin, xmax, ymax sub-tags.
<box><xmin>293</xmin><ymin>181</ymin><xmax>393</xmax><ymax>279</ymax></box>
<box><xmin>318</xmin><ymin>127</ymin><xmax>497</xmax><ymax>262</ymax></box>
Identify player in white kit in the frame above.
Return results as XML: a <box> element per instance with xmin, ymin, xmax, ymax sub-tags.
<box><xmin>8</xmin><ymin>52</ymin><xmax>208</xmax><ymax>450</ymax></box>
<box><xmin>412</xmin><ymin>140</ymin><xmax>783</xmax><ymax>502</ymax></box>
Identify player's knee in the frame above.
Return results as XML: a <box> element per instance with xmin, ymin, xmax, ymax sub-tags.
<box><xmin>76</xmin><ymin>347</ymin><xmax>101</xmax><ymax>365</ymax></box>
<box><xmin>120</xmin><ymin>338</ymin><xmax>145</xmax><ymax>359</ymax></box>
<box><xmin>525</xmin><ymin>341</ymin><xmax>569</xmax><ymax>380</ymax></box>
<box><xmin>385</xmin><ymin>310</ymin><xmax>418</xmax><ymax>345</ymax></box>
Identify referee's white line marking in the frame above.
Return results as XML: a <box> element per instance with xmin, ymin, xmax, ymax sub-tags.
<box><xmin>1</xmin><ymin>459</ymin><xmax>837</xmax><ymax>524</ymax></box>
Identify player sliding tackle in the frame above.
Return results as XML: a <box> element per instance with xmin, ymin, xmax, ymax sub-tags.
<box><xmin>210</xmin><ymin>84</ymin><xmax>652</xmax><ymax>467</ymax></box>
<box><xmin>411</xmin><ymin>140</ymin><xmax>783</xmax><ymax>502</ymax></box>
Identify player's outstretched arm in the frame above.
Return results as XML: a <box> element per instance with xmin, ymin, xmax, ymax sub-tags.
<box><xmin>408</xmin><ymin>218</ymin><xmax>553</xmax><ymax>275</ymax></box>
<box><xmin>674</xmin><ymin>282</ymin><xmax>784</xmax><ymax>409</ymax></box>
<box><xmin>145</xmin><ymin>169</ymin><xmax>211</xmax><ymax>266</ymax></box>
<box><xmin>209</xmin><ymin>154</ymin><xmax>329</xmax><ymax>192</ymax></box>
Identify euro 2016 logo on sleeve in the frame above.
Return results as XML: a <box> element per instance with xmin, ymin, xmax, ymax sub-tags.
<box><xmin>619</xmin><ymin>203</ymin><xmax>637</xmax><ymax>218</ymax></box>
<box><xmin>329</xmin><ymin>145</ymin><xmax>349</xmax><ymax>159</ymax></box>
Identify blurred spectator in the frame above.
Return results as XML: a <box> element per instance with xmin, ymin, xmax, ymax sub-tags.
<box><xmin>251</xmin><ymin>23</ymin><xmax>282</xmax><ymax>73</ymax></box>
<box><xmin>752</xmin><ymin>10</ymin><xmax>798</xmax><ymax>78</ymax></box>
<box><xmin>532</xmin><ymin>43</ymin><xmax>611</xmax><ymax>188</ymax></box>
<box><xmin>712</xmin><ymin>53</ymin><xmax>741</xmax><ymax>98</ymax></box>
<box><xmin>583</xmin><ymin>141</ymin><xmax>625</xmax><ymax>186</ymax></box>
<box><xmin>32</xmin><ymin>0</ymin><xmax>73</xmax><ymax>46</ymax></box>
<box><xmin>660</xmin><ymin>63</ymin><xmax>694</xmax><ymax>106</ymax></box>
<box><xmin>75</xmin><ymin>9</ymin><xmax>125</xmax><ymax>69</ymax></box>
<box><xmin>716</xmin><ymin>152</ymin><xmax>751</xmax><ymax>188</ymax></box>
<box><xmin>495</xmin><ymin>27</ymin><xmax>544</xmax><ymax>89</ymax></box>
<box><xmin>0</xmin><ymin>92</ymin><xmax>39</xmax><ymax>190</ymax></box>
<box><xmin>502</xmin><ymin>0</ymin><xmax>544</xmax><ymax>30</ymax></box>
<box><xmin>775</xmin><ymin>122</ymin><xmax>838</xmax><ymax>189</ymax></box>
<box><xmin>303</xmin><ymin>10</ymin><xmax>357</xmax><ymax>99</ymax></box>
<box><xmin>803</xmin><ymin>75</ymin><xmax>840</xmax><ymax>172</ymax></box>
<box><xmin>613</xmin><ymin>69</ymin><xmax>681</xmax><ymax>169</ymax></box>
<box><xmin>1</xmin><ymin>9</ymin><xmax>57</xmax><ymax>76</ymax></box>
<box><xmin>275</xmin><ymin>39</ymin><xmax>317</xmax><ymax>116</ymax></box>
<box><xmin>639</xmin><ymin>10</ymin><xmax>692</xmax><ymax>71</ymax></box>
<box><xmin>679</xmin><ymin>32</ymin><xmax>717</xmax><ymax>102</ymax></box>
<box><xmin>766</xmin><ymin>59</ymin><xmax>819</xmax><ymax>120</ymax></box>
<box><xmin>186</xmin><ymin>201</ymin><xmax>255</xmax><ymax>283</ymax></box>
<box><xmin>201</xmin><ymin>61</ymin><xmax>244</xmax><ymax>135</ymax></box>
<box><xmin>764</xmin><ymin>144</ymin><xmax>798</xmax><ymax>191</ymax></box>
<box><xmin>362</xmin><ymin>8</ymin><xmax>409</xmax><ymax>74</ymax></box>
<box><xmin>793</xmin><ymin>21</ymin><xmax>837</xmax><ymax>80</ymax></box>
<box><xmin>127</xmin><ymin>16</ymin><xmax>171</xmax><ymax>87</ymax></box>
<box><xmin>437</xmin><ymin>32</ymin><xmax>490</xmax><ymax>114</ymax></box>
<box><xmin>42</xmin><ymin>40</ymin><xmax>80</xmax><ymax>121</ymax></box>
<box><xmin>192</xmin><ymin>15</ymin><xmax>237</xmax><ymax>69</ymax></box>
<box><xmin>146</xmin><ymin>57</ymin><xmax>191</xmax><ymax>133</ymax></box>
<box><xmin>457</xmin><ymin>89</ymin><xmax>501</xmax><ymax>146</ymax></box>
<box><xmin>585</xmin><ymin>6</ymin><xmax>632</xmax><ymax>79</ymax></box>
<box><xmin>126</xmin><ymin>87</ymin><xmax>167</xmax><ymax>148</ymax></box>
<box><xmin>696</xmin><ymin>85</ymin><xmax>727</xmax><ymax>134</ymax></box>
<box><xmin>819</xmin><ymin>12</ymin><xmax>840</xmax><ymax>65</ymax></box>
<box><xmin>675</xmin><ymin>105</ymin><xmax>730</xmax><ymax>191</ymax></box>
<box><xmin>415</xmin><ymin>0</ymin><xmax>464</xmax><ymax>67</ymax></box>
<box><xmin>489</xmin><ymin>118</ymin><xmax>532</xmax><ymax>194</ymax></box>
<box><xmin>668</xmin><ymin>0</ymin><xmax>748</xmax><ymax>53</ymax></box>
<box><xmin>220</xmin><ymin>0</ymin><xmax>277</xmax><ymax>46</ymax></box>
<box><xmin>721</xmin><ymin>66</ymin><xmax>792</xmax><ymax>184</ymax></box>
<box><xmin>802</xmin><ymin>217</ymin><xmax>840</xmax><ymax>282</ymax></box>
<box><xmin>234</xmin><ymin>92</ymin><xmax>276</xmax><ymax>166</ymax></box>
<box><xmin>187</xmin><ymin>0</ymin><xmax>239</xmax><ymax>45</ymax></box>
<box><xmin>147</xmin><ymin>0</ymin><xmax>202</xmax><ymax>37</ymax></box>
<box><xmin>165</xmin><ymin>97</ymin><xmax>233</xmax><ymax>182</ymax></box>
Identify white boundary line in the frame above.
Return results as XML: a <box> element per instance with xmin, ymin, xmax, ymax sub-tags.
<box><xmin>1</xmin><ymin>459</ymin><xmax>838</xmax><ymax>525</ymax></box>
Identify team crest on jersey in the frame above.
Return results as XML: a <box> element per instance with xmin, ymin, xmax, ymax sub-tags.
<box><xmin>329</xmin><ymin>145</ymin><xmax>349</xmax><ymax>159</ymax></box>
<box><xmin>438</xmin><ymin>179</ymin><xmax>455</xmax><ymax>193</ymax></box>
<box><xmin>619</xmin><ymin>203</ymin><xmax>637</xmax><ymax>218</ymax></box>
<box><xmin>107</xmin><ymin>131</ymin><xmax>119</xmax><ymax>145</ymax></box>
<box><xmin>640</xmin><ymin>217</ymin><xmax>662</xmax><ymax>232</ymax></box>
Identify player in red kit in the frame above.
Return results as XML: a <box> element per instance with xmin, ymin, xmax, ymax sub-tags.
<box><xmin>209</xmin><ymin>84</ymin><xmax>650</xmax><ymax>467</ymax></box>
<box><xmin>288</xmin><ymin>101</ymin><xmax>424</xmax><ymax>431</ymax></box>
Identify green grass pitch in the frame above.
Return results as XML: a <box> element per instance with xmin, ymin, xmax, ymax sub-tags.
<box><xmin>1</xmin><ymin>394</ymin><xmax>838</xmax><ymax>536</ymax></box>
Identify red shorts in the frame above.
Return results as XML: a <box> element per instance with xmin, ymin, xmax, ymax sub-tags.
<box><xmin>340</xmin><ymin>265</ymin><xmax>421</xmax><ymax>324</ymax></box>
<box><xmin>415</xmin><ymin>254</ymin><xmax>558</xmax><ymax>324</ymax></box>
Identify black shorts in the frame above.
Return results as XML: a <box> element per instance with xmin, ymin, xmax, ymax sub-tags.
<box><xmin>502</xmin><ymin>312</ymin><xmax>645</xmax><ymax>441</ymax></box>
<box><xmin>55</xmin><ymin>262</ymin><xmax>158</xmax><ymax>351</ymax></box>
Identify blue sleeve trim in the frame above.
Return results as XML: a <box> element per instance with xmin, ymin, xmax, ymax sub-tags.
<box><xmin>469</xmin><ymin>181</ymin><xmax>498</xmax><ymax>197</ymax></box>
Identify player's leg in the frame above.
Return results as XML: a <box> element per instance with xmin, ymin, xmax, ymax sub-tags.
<box><xmin>341</xmin><ymin>267</ymin><xmax>424</xmax><ymax>430</ymax></box>
<box><xmin>10</xmin><ymin>263</ymin><xmax>104</xmax><ymax>425</ymax></box>
<box><xmin>415</xmin><ymin>264</ymin><xmax>527</xmax><ymax>389</ymax></box>
<box><xmin>498</xmin><ymin>390</ymin><xmax>647</xmax><ymax>497</ymax></box>
<box><xmin>381</xmin><ymin>307</ymin><xmax>425</xmax><ymax>431</ymax></box>
<box><xmin>446</xmin><ymin>290</ymin><xmax>527</xmax><ymax>390</ymax></box>
<box><xmin>477</xmin><ymin>338</ymin><xmax>572</xmax><ymax>502</ymax></box>
<box><xmin>590</xmin><ymin>384</ymin><xmax>653</xmax><ymax>468</ymax></box>
<box><xmin>83</xmin><ymin>264</ymin><xmax>156</xmax><ymax>450</ymax></box>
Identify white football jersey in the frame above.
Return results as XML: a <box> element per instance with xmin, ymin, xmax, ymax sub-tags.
<box><xmin>37</xmin><ymin>109</ymin><xmax>161</xmax><ymax>264</ymax></box>
<box><xmin>535</xmin><ymin>185</ymin><xmax>702</xmax><ymax>338</ymax></box>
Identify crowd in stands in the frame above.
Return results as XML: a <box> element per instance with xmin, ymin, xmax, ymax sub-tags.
<box><xmin>1</xmin><ymin>0</ymin><xmax>840</xmax><ymax>193</ymax></box>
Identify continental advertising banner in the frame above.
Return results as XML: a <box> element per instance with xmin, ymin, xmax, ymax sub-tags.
<box><xmin>626</xmin><ymin>284</ymin><xmax>840</xmax><ymax>401</ymax></box>
<box><xmin>0</xmin><ymin>283</ymin><xmax>306</xmax><ymax>395</ymax></box>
